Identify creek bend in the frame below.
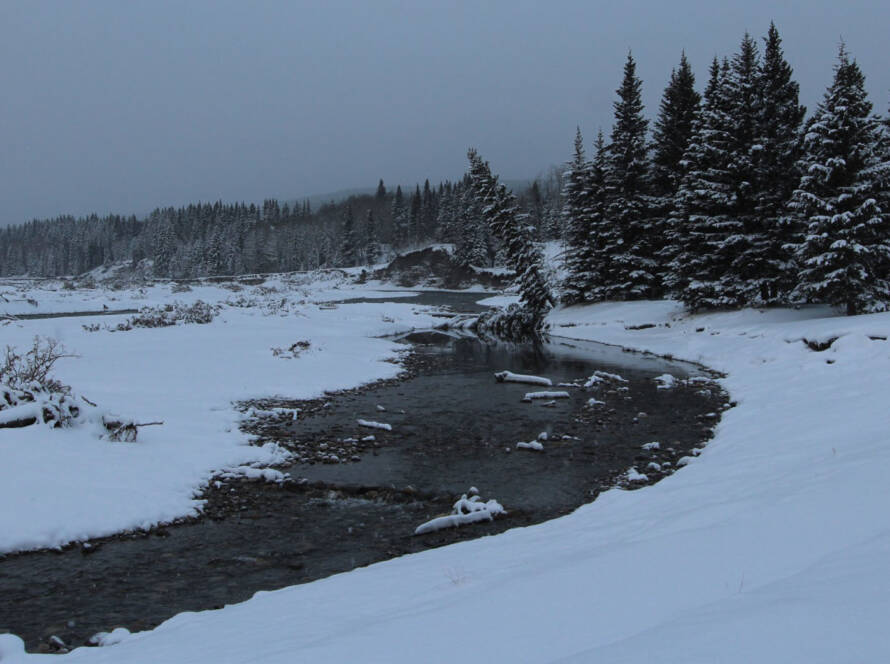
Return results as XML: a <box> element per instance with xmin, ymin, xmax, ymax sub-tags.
<box><xmin>0</xmin><ymin>292</ymin><xmax>727</xmax><ymax>652</ymax></box>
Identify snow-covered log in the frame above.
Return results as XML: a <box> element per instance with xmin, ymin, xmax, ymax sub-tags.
<box><xmin>494</xmin><ymin>371</ymin><xmax>552</xmax><ymax>386</ymax></box>
<box><xmin>101</xmin><ymin>417</ymin><xmax>164</xmax><ymax>442</ymax></box>
<box><xmin>357</xmin><ymin>419</ymin><xmax>392</xmax><ymax>431</ymax></box>
<box><xmin>523</xmin><ymin>391</ymin><xmax>570</xmax><ymax>401</ymax></box>
<box><xmin>516</xmin><ymin>440</ymin><xmax>544</xmax><ymax>451</ymax></box>
<box><xmin>415</xmin><ymin>492</ymin><xmax>506</xmax><ymax>535</ymax></box>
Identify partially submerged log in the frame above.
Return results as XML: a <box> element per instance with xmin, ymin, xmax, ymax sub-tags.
<box><xmin>494</xmin><ymin>371</ymin><xmax>552</xmax><ymax>386</ymax></box>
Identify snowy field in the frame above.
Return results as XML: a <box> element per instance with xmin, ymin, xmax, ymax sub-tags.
<box><xmin>0</xmin><ymin>276</ymin><xmax>440</xmax><ymax>553</ymax></box>
<box><xmin>3</xmin><ymin>290</ymin><xmax>890</xmax><ymax>661</ymax></box>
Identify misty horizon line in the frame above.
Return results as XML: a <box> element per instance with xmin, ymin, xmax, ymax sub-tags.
<box><xmin>4</xmin><ymin>173</ymin><xmax>546</xmax><ymax>228</ymax></box>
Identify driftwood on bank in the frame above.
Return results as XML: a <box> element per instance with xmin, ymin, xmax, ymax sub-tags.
<box><xmin>101</xmin><ymin>418</ymin><xmax>164</xmax><ymax>442</ymax></box>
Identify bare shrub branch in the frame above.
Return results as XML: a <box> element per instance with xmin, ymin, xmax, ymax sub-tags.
<box><xmin>0</xmin><ymin>336</ymin><xmax>76</xmax><ymax>391</ymax></box>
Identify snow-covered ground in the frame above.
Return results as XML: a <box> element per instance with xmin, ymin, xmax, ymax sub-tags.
<box><xmin>0</xmin><ymin>272</ymin><xmax>419</xmax><ymax>317</ymax></box>
<box><xmin>4</xmin><ymin>293</ymin><xmax>890</xmax><ymax>662</ymax></box>
<box><xmin>0</xmin><ymin>278</ymin><xmax>440</xmax><ymax>553</ymax></box>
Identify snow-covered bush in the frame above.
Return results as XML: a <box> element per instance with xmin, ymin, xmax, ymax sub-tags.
<box><xmin>0</xmin><ymin>336</ymin><xmax>150</xmax><ymax>438</ymax></box>
<box><xmin>0</xmin><ymin>338</ymin><xmax>85</xmax><ymax>429</ymax></box>
<box><xmin>0</xmin><ymin>384</ymin><xmax>82</xmax><ymax>429</ymax></box>
<box><xmin>1</xmin><ymin>336</ymin><xmax>72</xmax><ymax>392</ymax></box>
<box><xmin>117</xmin><ymin>300</ymin><xmax>219</xmax><ymax>330</ymax></box>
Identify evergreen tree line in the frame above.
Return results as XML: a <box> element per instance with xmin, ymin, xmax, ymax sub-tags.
<box><xmin>562</xmin><ymin>24</ymin><xmax>890</xmax><ymax>315</ymax></box>
<box><xmin>0</xmin><ymin>171</ymin><xmax>563</xmax><ymax>279</ymax></box>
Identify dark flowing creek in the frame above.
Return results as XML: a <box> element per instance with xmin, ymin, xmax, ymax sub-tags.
<box><xmin>329</xmin><ymin>289</ymin><xmax>494</xmax><ymax>313</ymax></box>
<box><xmin>7</xmin><ymin>308</ymin><xmax>138</xmax><ymax>321</ymax></box>
<box><xmin>0</xmin><ymin>293</ymin><xmax>728</xmax><ymax>653</ymax></box>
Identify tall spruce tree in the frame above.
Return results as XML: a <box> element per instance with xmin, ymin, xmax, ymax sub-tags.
<box><xmin>587</xmin><ymin>131</ymin><xmax>610</xmax><ymax>300</ymax></box>
<box><xmin>718</xmin><ymin>33</ymin><xmax>763</xmax><ymax>306</ymax></box>
<box><xmin>791</xmin><ymin>46</ymin><xmax>890</xmax><ymax>315</ymax></box>
<box><xmin>651</xmin><ymin>52</ymin><xmax>701</xmax><ymax>204</ymax></box>
<box><xmin>340</xmin><ymin>206</ymin><xmax>358</xmax><ymax>267</ymax></box>
<box><xmin>603</xmin><ymin>52</ymin><xmax>656</xmax><ymax>299</ymax></box>
<box><xmin>669</xmin><ymin>57</ymin><xmax>737</xmax><ymax>307</ymax></box>
<box><xmin>390</xmin><ymin>186</ymin><xmax>409</xmax><ymax>247</ymax></box>
<box><xmin>364</xmin><ymin>209</ymin><xmax>380</xmax><ymax>266</ymax></box>
<box><xmin>561</xmin><ymin>127</ymin><xmax>595</xmax><ymax>304</ymax></box>
<box><xmin>651</xmin><ymin>52</ymin><xmax>701</xmax><ymax>292</ymax></box>
<box><xmin>421</xmin><ymin>179</ymin><xmax>437</xmax><ymax>237</ymax></box>
<box><xmin>409</xmin><ymin>185</ymin><xmax>422</xmax><ymax>243</ymax></box>
<box><xmin>739</xmin><ymin>22</ymin><xmax>807</xmax><ymax>304</ymax></box>
<box><xmin>454</xmin><ymin>186</ymin><xmax>488</xmax><ymax>267</ymax></box>
<box><xmin>467</xmin><ymin>149</ymin><xmax>553</xmax><ymax>322</ymax></box>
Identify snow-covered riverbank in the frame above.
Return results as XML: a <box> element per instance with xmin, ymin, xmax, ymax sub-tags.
<box><xmin>0</xmin><ymin>279</ymin><xmax>440</xmax><ymax>554</ymax></box>
<box><xmin>3</xmin><ymin>296</ymin><xmax>889</xmax><ymax>662</ymax></box>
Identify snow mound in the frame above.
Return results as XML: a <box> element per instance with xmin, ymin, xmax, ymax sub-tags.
<box><xmin>88</xmin><ymin>627</ymin><xmax>132</xmax><ymax>647</ymax></box>
<box><xmin>0</xmin><ymin>634</ymin><xmax>26</xmax><ymax>660</ymax></box>
<box><xmin>625</xmin><ymin>467</ymin><xmax>648</xmax><ymax>483</ymax></box>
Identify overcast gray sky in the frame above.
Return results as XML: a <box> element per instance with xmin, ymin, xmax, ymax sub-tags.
<box><xmin>1</xmin><ymin>1</ymin><xmax>888</xmax><ymax>225</ymax></box>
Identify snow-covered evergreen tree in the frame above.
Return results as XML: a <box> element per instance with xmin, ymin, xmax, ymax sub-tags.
<box><xmin>454</xmin><ymin>186</ymin><xmax>488</xmax><ymax>267</ymax></box>
<box><xmin>421</xmin><ymin>179</ymin><xmax>438</xmax><ymax>238</ymax></box>
<box><xmin>651</xmin><ymin>52</ymin><xmax>701</xmax><ymax>206</ymax></box>
<box><xmin>586</xmin><ymin>131</ymin><xmax>610</xmax><ymax>300</ymax></box>
<box><xmin>651</xmin><ymin>53</ymin><xmax>700</xmax><ymax>291</ymax></box>
<box><xmin>791</xmin><ymin>46</ymin><xmax>890</xmax><ymax>315</ymax></box>
<box><xmin>409</xmin><ymin>185</ymin><xmax>422</xmax><ymax>245</ymax></box>
<box><xmin>739</xmin><ymin>22</ymin><xmax>807</xmax><ymax>305</ymax></box>
<box><xmin>390</xmin><ymin>186</ymin><xmax>409</xmax><ymax>248</ymax></box>
<box><xmin>364</xmin><ymin>209</ymin><xmax>380</xmax><ymax>266</ymax></box>
<box><xmin>435</xmin><ymin>185</ymin><xmax>458</xmax><ymax>242</ymax></box>
<box><xmin>340</xmin><ymin>206</ymin><xmax>359</xmax><ymax>267</ymax></box>
<box><xmin>467</xmin><ymin>149</ymin><xmax>554</xmax><ymax>326</ymax></box>
<box><xmin>668</xmin><ymin>58</ymin><xmax>737</xmax><ymax>307</ymax></box>
<box><xmin>670</xmin><ymin>34</ymin><xmax>771</xmax><ymax>311</ymax></box>
<box><xmin>152</xmin><ymin>219</ymin><xmax>177</xmax><ymax>277</ymax></box>
<box><xmin>714</xmin><ymin>33</ymin><xmax>763</xmax><ymax>306</ymax></box>
<box><xmin>877</xmin><ymin>99</ymin><xmax>890</xmax><ymax>283</ymax></box>
<box><xmin>561</xmin><ymin>128</ymin><xmax>595</xmax><ymax>304</ymax></box>
<box><xmin>603</xmin><ymin>52</ymin><xmax>657</xmax><ymax>300</ymax></box>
